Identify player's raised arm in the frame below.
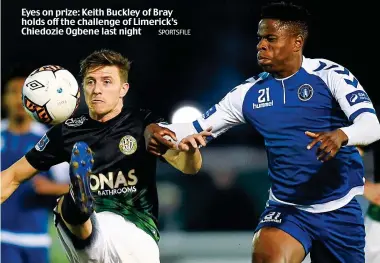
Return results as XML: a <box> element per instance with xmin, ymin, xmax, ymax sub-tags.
<box><xmin>1</xmin><ymin>156</ymin><xmax>39</xmax><ymax>204</ymax></box>
<box><xmin>145</xmin><ymin>83</ymin><xmax>248</xmax><ymax>172</ymax></box>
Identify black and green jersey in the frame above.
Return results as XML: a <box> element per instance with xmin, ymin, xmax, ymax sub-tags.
<box><xmin>26</xmin><ymin>106</ymin><xmax>163</xmax><ymax>242</ymax></box>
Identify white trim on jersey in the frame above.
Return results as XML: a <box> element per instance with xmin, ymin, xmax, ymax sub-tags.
<box><xmin>340</xmin><ymin>112</ymin><xmax>380</xmax><ymax>146</ymax></box>
<box><xmin>192</xmin><ymin>79</ymin><xmax>257</xmax><ymax>138</ymax></box>
<box><xmin>269</xmin><ymin>184</ymin><xmax>364</xmax><ymax>213</ymax></box>
<box><xmin>303</xmin><ymin>58</ymin><xmax>374</xmax><ymax>116</ymax></box>
<box><xmin>159</xmin><ymin>79</ymin><xmax>257</xmax><ymax>143</ymax></box>
<box><xmin>0</xmin><ymin>230</ymin><xmax>52</xmax><ymax>247</ymax></box>
<box><xmin>303</xmin><ymin>58</ymin><xmax>380</xmax><ymax>145</ymax></box>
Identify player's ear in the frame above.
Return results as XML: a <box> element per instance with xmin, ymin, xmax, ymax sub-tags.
<box><xmin>294</xmin><ymin>35</ymin><xmax>303</xmax><ymax>52</ymax></box>
<box><xmin>120</xmin><ymin>83</ymin><xmax>129</xmax><ymax>98</ymax></box>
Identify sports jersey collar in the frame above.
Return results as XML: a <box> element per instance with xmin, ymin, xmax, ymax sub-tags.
<box><xmin>86</xmin><ymin>106</ymin><xmax>128</xmax><ymax>126</ymax></box>
<box><xmin>273</xmin><ymin>56</ymin><xmax>306</xmax><ymax>81</ymax></box>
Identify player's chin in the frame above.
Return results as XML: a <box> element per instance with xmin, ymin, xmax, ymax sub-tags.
<box><xmin>257</xmin><ymin>59</ymin><xmax>272</xmax><ymax>67</ymax></box>
<box><xmin>258</xmin><ymin>62</ymin><xmax>275</xmax><ymax>72</ymax></box>
<box><xmin>91</xmin><ymin>105</ymin><xmax>108</xmax><ymax>114</ymax></box>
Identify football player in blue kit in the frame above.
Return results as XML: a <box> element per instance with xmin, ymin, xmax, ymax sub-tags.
<box><xmin>1</xmin><ymin>75</ymin><xmax>70</xmax><ymax>263</ymax></box>
<box><xmin>146</xmin><ymin>2</ymin><xmax>380</xmax><ymax>263</ymax></box>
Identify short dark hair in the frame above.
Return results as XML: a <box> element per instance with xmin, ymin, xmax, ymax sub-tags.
<box><xmin>80</xmin><ymin>49</ymin><xmax>131</xmax><ymax>82</ymax></box>
<box><xmin>261</xmin><ymin>1</ymin><xmax>310</xmax><ymax>40</ymax></box>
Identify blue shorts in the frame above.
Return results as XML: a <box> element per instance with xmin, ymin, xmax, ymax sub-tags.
<box><xmin>1</xmin><ymin>243</ymin><xmax>49</xmax><ymax>263</ymax></box>
<box><xmin>255</xmin><ymin>198</ymin><xmax>365</xmax><ymax>263</ymax></box>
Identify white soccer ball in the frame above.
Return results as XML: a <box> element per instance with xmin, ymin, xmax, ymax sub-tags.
<box><xmin>22</xmin><ymin>65</ymin><xmax>80</xmax><ymax>125</ymax></box>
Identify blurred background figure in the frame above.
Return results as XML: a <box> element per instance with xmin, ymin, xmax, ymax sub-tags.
<box><xmin>1</xmin><ymin>73</ymin><xmax>70</xmax><ymax>263</ymax></box>
<box><xmin>363</xmin><ymin>106</ymin><xmax>380</xmax><ymax>263</ymax></box>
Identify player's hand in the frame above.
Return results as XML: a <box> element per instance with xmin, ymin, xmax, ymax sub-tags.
<box><xmin>144</xmin><ymin>124</ymin><xmax>177</xmax><ymax>156</ymax></box>
<box><xmin>305</xmin><ymin>129</ymin><xmax>348</xmax><ymax>162</ymax></box>
<box><xmin>364</xmin><ymin>181</ymin><xmax>380</xmax><ymax>206</ymax></box>
<box><xmin>177</xmin><ymin>127</ymin><xmax>212</xmax><ymax>153</ymax></box>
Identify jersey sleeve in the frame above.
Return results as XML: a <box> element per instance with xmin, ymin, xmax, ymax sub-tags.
<box><xmin>159</xmin><ymin>84</ymin><xmax>249</xmax><ymax>142</ymax></box>
<box><xmin>329</xmin><ymin>69</ymin><xmax>376</xmax><ymax>122</ymax></box>
<box><xmin>192</xmin><ymin>84</ymin><xmax>248</xmax><ymax>139</ymax></box>
<box><xmin>25</xmin><ymin>124</ymin><xmax>66</xmax><ymax>171</ymax></box>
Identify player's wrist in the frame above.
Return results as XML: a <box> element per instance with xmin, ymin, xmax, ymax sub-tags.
<box><xmin>337</xmin><ymin>128</ymin><xmax>349</xmax><ymax>146</ymax></box>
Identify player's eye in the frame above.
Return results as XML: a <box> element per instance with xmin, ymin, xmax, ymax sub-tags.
<box><xmin>86</xmin><ymin>80</ymin><xmax>95</xmax><ymax>85</ymax></box>
<box><xmin>104</xmin><ymin>80</ymin><xmax>111</xmax><ymax>85</ymax></box>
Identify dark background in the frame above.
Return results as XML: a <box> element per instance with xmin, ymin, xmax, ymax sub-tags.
<box><xmin>2</xmin><ymin>0</ymin><xmax>377</xmax><ymax>147</ymax></box>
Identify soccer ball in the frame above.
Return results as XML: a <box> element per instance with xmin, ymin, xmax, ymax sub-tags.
<box><xmin>22</xmin><ymin>65</ymin><xmax>80</xmax><ymax>125</ymax></box>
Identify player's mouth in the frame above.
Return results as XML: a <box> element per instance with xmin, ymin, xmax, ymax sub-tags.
<box><xmin>257</xmin><ymin>55</ymin><xmax>271</xmax><ymax>64</ymax></box>
<box><xmin>91</xmin><ymin>99</ymin><xmax>104</xmax><ymax>104</ymax></box>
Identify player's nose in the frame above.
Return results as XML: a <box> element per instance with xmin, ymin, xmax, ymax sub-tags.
<box><xmin>257</xmin><ymin>39</ymin><xmax>267</xmax><ymax>51</ymax></box>
<box><xmin>93</xmin><ymin>84</ymin><xmax>102</xmax><ymax>94</ymax></box>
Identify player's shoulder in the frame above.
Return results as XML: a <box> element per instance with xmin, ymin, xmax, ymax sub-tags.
<box><xmin>302</xmin><ymin>57</ymin><xmax>351</xmax><ymax>78</ymax></box>
<box><xmin>242</xmin><ymin>72</ymin><xmax>271</xmax><ymax>86</ymax></box>
<box><xmin>120</xmin><ymin>105</ymin><xmax>150</xmax><ymax>119</ymax></box>
<box><xmin>229</xmin><ymin>72</ymin><xmax>271</xmax><ymax>94</ymax></box>
<box><xmin>302</xmin><ymin>56</ymin><xmax>359</xmax><ymax>89</ymax></box>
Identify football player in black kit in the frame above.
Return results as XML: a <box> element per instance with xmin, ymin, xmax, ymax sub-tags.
<box><xmin>1</xmin><ymin>49</ymin><xmax>211</xmax><ymax>263</ymax></box>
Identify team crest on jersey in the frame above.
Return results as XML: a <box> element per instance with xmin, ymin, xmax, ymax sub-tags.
<box><xmin>298</xmin><ymin>84</ymin><xmax>313</xmax><ymax>101</ymax></box>
<box><xmin>119</xmin><ymin>135</ymin><xmax>137</xmax><ymax>155</ymax></box>
<box><xmin>35</xmin><ymin>134</ymin><xmax>50</xmax><ymax>151</ymax></box>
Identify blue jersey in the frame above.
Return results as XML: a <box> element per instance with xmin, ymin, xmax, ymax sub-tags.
<box><xmin>184</xmin><ymin>57</ymin><xmax>376</xmax><ymax>213</ymax></box>
<box><xmin>1</xmin><ymin>120</ymin><xmax>69</xmax><ymax>248</ymax></box>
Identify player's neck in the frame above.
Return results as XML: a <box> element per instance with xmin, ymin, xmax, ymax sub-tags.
<box><xmin>90</xmin><ymin>103</ymin><xmax>123</xmax><ymax>123</ymax></box>
<box><xmin>273</xmin><ymin>54</ymin><xmax>303</xmax><ymax>79</ymax></box>
<box><xmin>7</xmin><ymin>118</ymin><xmax>32</xmax><ymax>134</ymax></box>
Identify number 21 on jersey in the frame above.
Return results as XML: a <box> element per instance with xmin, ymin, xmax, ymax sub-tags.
<box><xmin>258</xmin><ymin>88</ymin><xmax>270</xmax><ymax>103</ymax></box>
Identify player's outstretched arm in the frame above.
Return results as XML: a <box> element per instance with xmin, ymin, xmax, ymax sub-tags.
<box><xmin>1</xmin><ymin>156</ymin><xmax>39</xmax><ymax>204</ymax></box>
<box><xmin>162</xmin><ymin>128</ymin><xmax>212</xmax><ymax>174</ymax></box>
<box><xmin>144</xmin><ymin>124</ymin><xmax>210</xmax><ymax>174</ymax></box>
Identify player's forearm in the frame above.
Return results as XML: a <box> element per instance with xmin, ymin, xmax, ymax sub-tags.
<box><xmin>163</xmin><ymin>148</ymin><xmax>202</xmax><ymax>174</ymax></box>
<box><xmin>340</xmin><ymin>113</ymin><xmax>380</xmax><ymax>146</ymax></box>
<box><xmin>1</xmin><ymin>170</ymin><xmax>20</xmax><ymax>204</ymax></box>
<box><xmin>38</xmin><ymin>183</ymin><xmax>69</xmax><ymax>196</ymax></box>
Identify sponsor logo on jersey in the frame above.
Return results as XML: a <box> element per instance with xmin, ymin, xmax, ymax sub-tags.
<box><xmin>35</xmin><ymin>134</ymin><xmax>50</xmax><ymax>151</ymax></box>
<box><xmin>90</xmin><ymin>169</ymin><xmax>138</xmax><ymax>196</ymax></box>
<box><xmin>119</xmin><ymin>135</ymin><xmax>137</xmax><ymax>155</ymax></box>
<box><xmin>345</xmin><ymin>90</ymin><xmax>371</xmax><ymax>106</ymax></box>
<box><xmin>260</xmin><ymin>211</ymin><xmax>282</xmax><ymax>224</ymax></box>
<box><xmin>253</xmin><ymin>101</ymin><xmax>274</xmax><ymax>109</ymax></box>
<box><xmin>202</xmin><ymin>105</ymin><xmax>216</xmax><ymax>119</ymax></box>
<box><xmin>254</xmin><ymin>87</ymin><xmax>274</xmax><ymax>109</ymax></box>
<box><xmin>65</xmin><ymin>116</ymin><xmax>87</xmax><ymax>127</ymax></box>
<box><xmin>298</xmin><ymin>84</ymin><xmax>313</xmax><ymax>101</ymax></box>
